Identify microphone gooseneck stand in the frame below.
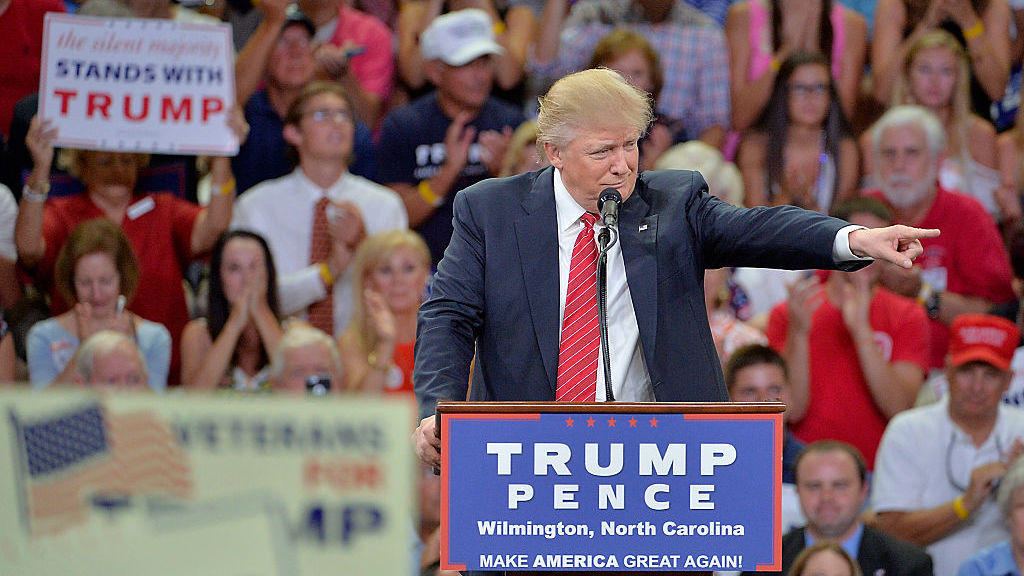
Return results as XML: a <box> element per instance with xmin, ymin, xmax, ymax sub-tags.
<box><xmin>597</xmin><ymin>225</ymin><xmax>618</xmax><ymax>402</ymax></box>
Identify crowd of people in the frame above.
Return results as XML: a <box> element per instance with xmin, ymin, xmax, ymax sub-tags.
<box><xmin>5</xmin><ymin>0</ymin><xmax>1024</xmax><ymax>573</ymax></box>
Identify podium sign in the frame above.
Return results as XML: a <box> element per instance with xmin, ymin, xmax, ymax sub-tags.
<box><xmin>439</xmin><ymin>403</ymin><xmax>783</xmax><ymax>572</ymax></box>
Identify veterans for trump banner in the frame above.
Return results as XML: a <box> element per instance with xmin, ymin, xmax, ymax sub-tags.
<box><xmin>440</xmin><ymin>407</ymin><xmax>783</xmax><ymax>572</ymax></box>
<box><xmin>39</xmin><ymin>14</ymin><xmax>237</xmax><ymax>155</ymax></box>
<box><xmin>0</xmin><ymin>390</ymin><xmax>415</xmax><ymax>575</ymax></box>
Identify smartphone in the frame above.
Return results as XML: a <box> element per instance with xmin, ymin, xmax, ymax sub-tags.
<box><xmin>306</xmin><ymin>374</ymin><xmax>331</xmax><ymax>396</ymax></box>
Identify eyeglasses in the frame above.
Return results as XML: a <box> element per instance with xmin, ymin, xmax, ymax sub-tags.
<box><xmin>304</xmin><ymin>108</ymin><xmax>351</xmax><ymax>124</ymax></box>
<box><xmin>789</xmin><ymin>83</ymin><xmax>829</xmax><ymax>97</ymax></box>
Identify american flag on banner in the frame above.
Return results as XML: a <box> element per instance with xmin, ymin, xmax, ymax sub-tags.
<box><xmin>9</xmin><ymin>403</ymin><xmax>193</xmax><ymax>536</ymax></box>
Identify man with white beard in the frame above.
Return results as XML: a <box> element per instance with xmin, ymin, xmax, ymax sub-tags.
<box><xmin>865</xmin><ymin>105</ymin><xmax>1014</xmax><ymax>370</ymax></box>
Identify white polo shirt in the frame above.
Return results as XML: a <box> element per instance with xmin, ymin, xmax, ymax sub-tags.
<box><xmin>872</xmin><ymin>398</ymin><xmax>1024</xmax><ymax>576</ymax></box>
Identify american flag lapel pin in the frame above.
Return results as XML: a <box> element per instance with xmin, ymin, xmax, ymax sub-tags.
<box><xmin>639</xmin><ymin>223</ymin><xmax>648</xmax><ymax>232</ymax></box>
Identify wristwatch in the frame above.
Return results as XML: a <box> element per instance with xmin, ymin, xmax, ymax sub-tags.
<box><xmin>925</xmin><ymin>290</ymin><xmax>942</xmax><ymax>320</ymax></box>
<box><xmin>22</xmin><ymin>182</ymin><xmax>50</xmax><ymax>203</ymax></box>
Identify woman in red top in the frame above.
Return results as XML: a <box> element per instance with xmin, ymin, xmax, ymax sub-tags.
<box><xmin>339</xmin><ymin>229</ymin><xmax>431</xmax><ymax>394</ymax></box>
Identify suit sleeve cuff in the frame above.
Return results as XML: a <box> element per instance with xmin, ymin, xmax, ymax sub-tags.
<box><xmin>833</xmin><ymin>225</ymin><xmax>873</xmax><ymax>262</ymax></box>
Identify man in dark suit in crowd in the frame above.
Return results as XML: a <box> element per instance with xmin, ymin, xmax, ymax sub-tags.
<box><xmin>411</xmin><ymin>68</ymin><xmax>939</xmax><ymax>469</ymax></box>
<box><xmin>743</xmin><ymin>440</ymin><xmax>933</xmax><ymax>576</ymax></box>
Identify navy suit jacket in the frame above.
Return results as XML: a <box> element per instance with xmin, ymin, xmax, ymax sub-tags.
<box><xmin>414</xmin><ymin>167</ymin><xmax>864</xmax><ymax>419</ymax></box>
<box><xmin>742</xmin><ymin>526</ymin><xmax>934</xmax><ymax>576</ymax></box>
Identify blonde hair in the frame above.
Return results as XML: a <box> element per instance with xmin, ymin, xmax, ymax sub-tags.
<box><xmin>536</xmin><ymin>68</ymin><xmax>653</xmax><ymax>153</ymax></box>
<box><xmin>892</xmin><ymin>30</ymin><xmax>971</xmax><ymax>184</ymax></box>
<box><xmin>654</xmin><ymin>141</ymin><xmax>744</xmax><ymax>206</ymax></box>
<box><xmin>345</xmin><ymin>230</ymin><xmax>431</xmax><ymax>356</ymax></box>
<box><xmin>269</xmin><ymin>323</ymin><xmax>343</xmax><ymax>381</ymax></box>
<box><xmin>500</xmin><ymin>120</ymin><xmax>540</xmax><ymax>177</ymax></box>
<box><xmin>76</xmin><ymin>330</ymin><xmax>148</xmax><ymax>382</ymax></box>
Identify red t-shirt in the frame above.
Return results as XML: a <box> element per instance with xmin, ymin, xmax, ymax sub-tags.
<box><xmin>766</xmin><ymin>286</ymin><xmax>930</xmax><ymax>468</ymax></box>
<box><xmin>0</xmin><ymin>0</ymin><xmax>65</xmax><ymax>138</ymax></box>
<box><xmin>382</xmin><ymin>340</ymin><xmax>415</xmax><ymax>397</ymax></box>
<box><xmin>867</xmin><ymin>187</ymin><xmax>1015</xmax><ymax>367</ymax></box>
<box><xmin>37</xmin><ymin>192</ymin><xmax>201</xmax><ymax>385</ymax></box>
<box><xmin>327</xmin><ymin>4</ymin><xmax>394</xmax><ymax>102</ymax></box>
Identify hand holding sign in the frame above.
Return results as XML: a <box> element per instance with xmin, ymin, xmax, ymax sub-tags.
<box><xmin>26</xmin><ymin>116</ymin><xmax>59</xmax><ymax>177</ymax></box>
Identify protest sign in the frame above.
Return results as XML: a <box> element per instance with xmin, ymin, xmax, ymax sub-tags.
<box><xmin>0</xmin><ymin>390</ymin><xmax>415</xmax><ymax>575</ymax></box>
<box><xmin>39</xmin><ymin>14</ymin><xmax>237</xmax><ymax>155</ymax></box>
<box><xmin>441</xmin><ymin>408</ymin><xmax>782</xmax><ymax>571</ymax></box>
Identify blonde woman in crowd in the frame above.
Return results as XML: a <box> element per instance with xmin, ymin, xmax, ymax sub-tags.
<box><xmin>339</xmin><ymin>230</ymin><xmax>431</xmax><ymax>394</ymax></box>
<box><xmin>871</xmin><ymin>0</ymin><xmax>1010</xmax><ymax>110</ymax></box>
<box><xmin>865</xmin><ymin>30</ymin><xmax>1002</xmax><ymax>219</ymax></box>
<box><xmin>498</xmin><ymin>120</ymin><xmax>549</xmax><ymax>177</ymax></box>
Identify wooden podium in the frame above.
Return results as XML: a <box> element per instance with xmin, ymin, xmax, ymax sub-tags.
<box><xmin>435</xmin><ymin>401</ymin><xmax>786</xmax><ymax>573</ymax></box>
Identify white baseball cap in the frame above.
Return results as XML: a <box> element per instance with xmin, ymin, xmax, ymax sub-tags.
<box><xmin>420</xmin><ymin>9</ymin><xmax>504</xmax><ymax>66</ymax></box>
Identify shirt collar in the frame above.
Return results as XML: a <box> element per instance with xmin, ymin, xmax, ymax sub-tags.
<box><xmin>553</xmin><ymin>168</ymin><xmax>593</xmax><ymax>233</ymax></box>
<box><xmin>294</xmin><ymin>167</ymin><xmax>351</xmax><ymax>200</ymax></box>
<box><xmin>986</xmin><ymin>541</ymin><xmax>1021</xmax><ymax>576</ymax></box>
<box><xmin>804</xmin><ymin>523</ymin><xmax>864</xmax><ymax>559</ymax></box>
<box><xmin>943</xmin><ymin>396</ymin><xmax>1010</xmax><ymax>449</ymax></box>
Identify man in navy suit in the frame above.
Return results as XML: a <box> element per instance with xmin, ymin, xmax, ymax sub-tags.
<box><xmin>412</xmin><ymin>68</ymin><xmax>938</xmax><ymax>468</ymax></box>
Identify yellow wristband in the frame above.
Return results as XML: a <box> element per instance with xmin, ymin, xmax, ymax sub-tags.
<box><xmin>953</xmin><ymin>495</ymin><xmax>970</xmax><ymax>520</ymax></box>
<box><xmin>418</xmin><ymin>179</ymin><xmax>442</xmax><ymax>207</ymax></box>
<box><xmin>770</xmin><ymin>57</ymin><xmax>781</xmax><ymax>72</ymax></box>
<box><xmin>916</xmin><ymin>282</ymin><xmax>933</xmax><ymax>306</ymax></box>
<box><xmin>963</xmin><ymin>21</ymin><xmax>985</xmax><ymax>41</ymax></box>
<box><xmin>318</xmin><ymin>262</ymin><xmax>334</xmax><ymax>287</ymax></box>
<box><xmin>492</xmin><ymin>20</ymin><xmax>506</xmax><ymax>35</ymax></box>
<box><xmin>217</xmin><ymin>176</ymin><xmax>236</xmax><ymax>197</ymax></box>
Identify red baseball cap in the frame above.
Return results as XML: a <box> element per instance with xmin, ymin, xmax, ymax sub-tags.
<box><xmin>948</xmin><ymin>314</ymin><xmax>1020</xmax><ymax>371</ymax></box>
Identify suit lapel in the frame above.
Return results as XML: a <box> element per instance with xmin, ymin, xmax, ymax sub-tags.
<box><xmin>856</xmin><ymin>527</ymin><xmax>885</xmax><ymax>574</ymax></box>
<box><xmin>515</xmin><ymin>168</ymin><xmax>560</xmax><ymax>393</ymax></box>
<box><xmin>618</xmin><ymin>185</ymin><xmax>658</xmax><ymax>373</ymax></box>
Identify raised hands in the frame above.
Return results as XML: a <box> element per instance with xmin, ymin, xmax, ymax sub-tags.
<box><xmin>443</xmin><ymin>111</ymin><xmax>477</xmax><ymax>176</ymax></box>
<box><xmin>364</xmin><ymin>287</ymin><xmax>397</xmax><ymax>345</ymax></box>
<box><xmin>74</xmin><ymin>300</ymin><xmax>134</xmax><ymax>342</ymax></box>
<box><xmin>787</xmin><ymin>274</ymin><xmax>824</xmax><ymax>335</ymax></box>
<box><xmin>25</xmin><ymin>115</ymin><xmax>58</xmax><ymax>177</ymax></box>
<box><xmin>479</xmin><ymin>125</ymin><xmax>513</xmax><ymax>176</ymax></box>
<box><xmin>324</xmin><ymin>201</ymin><xmax>366</xmax><ymax>280</ymax></box>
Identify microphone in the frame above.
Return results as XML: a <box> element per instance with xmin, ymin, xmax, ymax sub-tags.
<box><xmin>599</xmin><ymin>188</ymin><xmax>622</xmax><ymax>227</ymax></box>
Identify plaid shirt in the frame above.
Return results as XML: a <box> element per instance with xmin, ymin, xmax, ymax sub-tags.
<box><xmin>531</xmin><ymin>0</ymin><xmax>731</xmax><ymax>138</ymax></box>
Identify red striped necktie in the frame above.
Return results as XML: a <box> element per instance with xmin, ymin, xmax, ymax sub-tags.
<box><xmin>308</xmin><ymin>196</ymin><xmax>334</xmax><ymax>334</ymax></box>
<box><xmin>555</xmin><ymin>212</ymin><xmax>600</xmax><ymax>402</ymax></box>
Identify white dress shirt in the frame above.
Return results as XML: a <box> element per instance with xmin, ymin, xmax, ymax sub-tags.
<box><xmin>232</xmin><ymin>168</ymin><xmax>408</xmax><ymax>335</ymax></box>
<box><xmin>552</xmin><ymin>169</ymin><xmax>867</xmax><ymax>401</ymax></box>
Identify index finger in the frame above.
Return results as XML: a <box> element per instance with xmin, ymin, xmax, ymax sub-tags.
<box><xmin>451</xmin><ymin>111</ymin><xmax>472</xmax><ymax>131</ymax></box>
<box><xmin>900</xmin><ymin>226</ymin><xmax>941</xmax><ymax>239</ymax></box>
